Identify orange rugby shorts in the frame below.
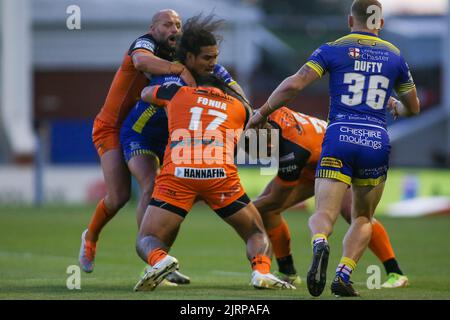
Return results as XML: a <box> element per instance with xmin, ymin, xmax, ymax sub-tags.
<box><xmin>92</xmin><ymin>117</ymin><xmax>121</xmax><ymax>157</ymax></box>
<box><xmin>151</xmin><ymin>166</ymin><xmax>246</xmax><ymax>215</ymax></box>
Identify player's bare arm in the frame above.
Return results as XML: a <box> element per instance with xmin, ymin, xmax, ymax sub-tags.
<box><xmin>132</xmin><ymin>52</ymin><xmax>196</xmax><ymax>86</ymax></box>
<box><xmin>230</xmin><ymin>82</ymin><xmax>254</xmax><ymax>126</ymax></box>
<box><xmin>399</xmin><ymin>88</ymin><xmax>421</xmax><ymax>115</ymax></box>
<box><xmin>229</xmin><ymin>82</ymin><xmax>249</xmax><ymax>103</ymax></box>
<box><xmin>245</xmin><ymin>64</ymin><xmax>320</xmax><ymax>130</ymax></box>
<box><xmin>254</xmin><ymin>182</ymin><xmax>294</xmax><ymax>214</ymax></box>
<box><xmin>140</xmin><ymin>85</ymin><xmax>158</xmax><ymax>104</ymax></box>
<box><xmin>261</xmin><ymin>64</ymin><xmax>320</xmax><ymax>116</ymax></box>
<box><xmin>388</xmin><ymin>89</ymin><xmax>421</xmax><ymax>119</ymax></box>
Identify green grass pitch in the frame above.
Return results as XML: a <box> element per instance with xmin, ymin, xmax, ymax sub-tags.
<box><xmin>1</xmin><ymin>203</ymin><xmax>450</xmax><ymax>300</ymax></box>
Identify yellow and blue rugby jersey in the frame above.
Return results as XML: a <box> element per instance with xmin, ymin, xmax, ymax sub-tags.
<box><xmin>306</xmin><ymin>31</ymin><xmax>415</xmax><ymax>127</ymax></box>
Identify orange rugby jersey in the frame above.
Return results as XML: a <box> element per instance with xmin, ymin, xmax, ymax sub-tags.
<box><xmin>96</xmin><ymin>34</ymin><xmax>170</xmax><ymax>128</ymax></box>
<box><xmin>268</xmin><ymin>107</ymin><xmax>327</xmax><ymax>167</ymax></box>
<box><xmin>151</xmin><ymin>84</ymin><xmax>249</xmax><ymax>171</ymax></box>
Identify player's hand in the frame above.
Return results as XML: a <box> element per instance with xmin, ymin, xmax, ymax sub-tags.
<box><xmin>245</xmin><ymin>109</ymin><xmax>268</xmax><ymax>130</ymax></box>
<box><xmin>387</xmin><ymin>97</ymin><xmax>401</xmax><ymax>119</ymax></box>
<box><xmin>180</xmin><ymin>67</ymin><xmax>197</xmax><ymax>87</ymax></box>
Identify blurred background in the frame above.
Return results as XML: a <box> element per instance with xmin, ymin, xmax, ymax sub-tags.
<box><xmin>0</xmin><ymin>0</ymin><xmax>449</xmax><ymax>216</ymax></box>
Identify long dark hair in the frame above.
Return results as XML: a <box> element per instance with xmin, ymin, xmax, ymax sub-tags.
<box><xmin>177</xmin><ymin>13</ymin><xmax>224</xmax><ymax>63</ymax></box>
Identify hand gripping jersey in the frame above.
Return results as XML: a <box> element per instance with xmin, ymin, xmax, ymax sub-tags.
<box><xmin>119</xmin><ymin>65</ymin><xmax>236</xmax><ymax>163</ymax></box>
<box><xmin>268</xmin><ymin>107</ymin><xmax>327</xmax><ymax>186</ymax></box>
<box><xmin>92</xmin><ymin>34</ymin><xmax>169</xmax><ymax>156</ymax></box>
<box><xmin>305</xmin><ymin>32</ymin><xmax>415</xmax><ymax>186</ymax></box>
<box><xmin>149</xmin><ymin>84</ymin><xmax>250</xmax><ymax>216</ymax></box>
<box><xmin>96</xmin><ymin>34</ymin><xmax>168</xmax><ymax>127</ymax></box>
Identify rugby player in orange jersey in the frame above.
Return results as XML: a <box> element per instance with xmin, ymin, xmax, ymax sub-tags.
<box><xmin>79</xmin><ymin>10</ymin><xmax>195</xmax><ymax>281</ymax></box>
<box><xmin>132</xmin><ymin>76</ymin><xmax>295</xmax><ymax>291</ymax></box>
<box><xmin>119</xmin><ymin>14</ymin><xmax>248</xmax><ymax>285</ymax></box>
<box><xmin>253</xmin><ymin>107</ymin><xmax>408</xmax><ymax>288</ymax></box>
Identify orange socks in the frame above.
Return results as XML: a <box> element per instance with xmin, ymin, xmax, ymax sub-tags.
<box><xmin>147</xmin><ymin>248</ymin><xmax>168</xmax><ymax>266</ymax></box>
<box><xmin>251</xmin><ymin>255</ymin><xmax>271</xmax><ymax>274</ymax></box>
<box><xmin>267</xmin><ymin>219</ymin><xmax>291</xmax><ymax>259</ymax></box>
<box><xmin>369</xmin><ymin>220</ymin><xmax>395</xmax><ymax>262</ymax></box>
<box><xmin>87</xmin><ymin>199</ymin><xmax>112</xmax><ymax>242</ymax></box>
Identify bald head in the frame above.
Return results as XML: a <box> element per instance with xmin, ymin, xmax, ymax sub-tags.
<box><xmin>149</xmin><ymin>9</ymin><xmax>182</xmax><ymax>49</ymax></box>
<box><xmin>151</xmin><ymin>9</ymin><xmax>180</xmax><ymax>26</ymax></box>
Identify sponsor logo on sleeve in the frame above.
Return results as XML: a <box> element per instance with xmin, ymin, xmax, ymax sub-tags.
<box><xmin>311</xmin><ymin>48</ymin><xmax>322</xmax><ymax>57</ymax></box>
<box><xmin>134</xmin><ymin>39</ymin><xmax>156</xmax><ymax>52</ymax></box>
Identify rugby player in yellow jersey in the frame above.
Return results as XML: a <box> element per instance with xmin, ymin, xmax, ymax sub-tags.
<box><xmin>246</xmin><ymin>0</ymin><xmax>420</xmax><ymax>296</ymax></box>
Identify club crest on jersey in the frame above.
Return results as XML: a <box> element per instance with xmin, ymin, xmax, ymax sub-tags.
<box><xmin>348</xmin><ymin>47</ymin><xmax>361</xmax><ymax>59</ymax></box>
